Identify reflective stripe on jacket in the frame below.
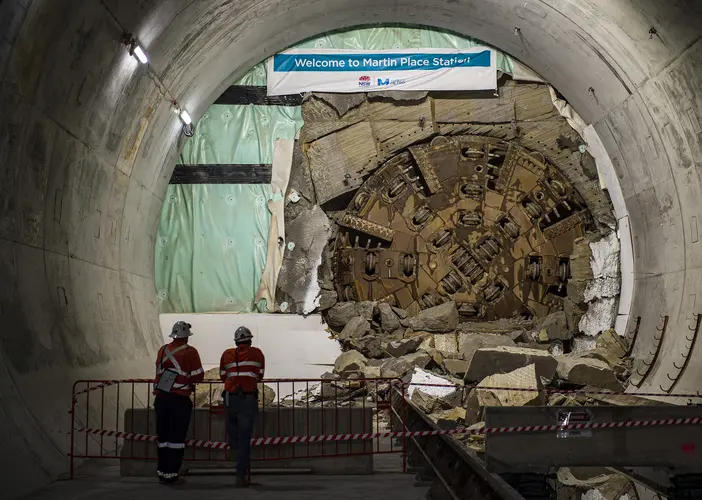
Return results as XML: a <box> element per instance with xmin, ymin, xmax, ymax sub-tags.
<box><xmin>153</xmin><ymin>340</ymin><xmax>204</xmax><ymax>396</ymax></box>
<box><xmin>219</xmin><ymin>345</ymin><xmax>265</xmax><ymax>393</ymax></box>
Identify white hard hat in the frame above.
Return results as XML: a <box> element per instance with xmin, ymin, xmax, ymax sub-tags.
<box><xmin>170</xmin><ymin>321</ymin><xmax>193</xmax><ymax>339</ymax></box>
<box><xmin>234</xmin><ymin>326</ymin><xmax>253</xmax><ymax>343</ymax></box>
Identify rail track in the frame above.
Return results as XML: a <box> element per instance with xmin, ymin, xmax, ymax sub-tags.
<box><xmin>392</xmin><ymin>388</ymin><xmax>540</xmax><ymax>500</ymax></box>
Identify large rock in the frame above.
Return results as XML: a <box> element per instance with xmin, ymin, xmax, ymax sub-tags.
<box><xmin>556</xmin><ymin>356</ymin><xmax>623</xmax><ymax>391</ymax></box>
<box><xmin>380</xmin><ymin>357</ymin><xmax>412</xmax><ymax>379</ymax></box>
<box><xmin>444</xmin><ymin>358</ymin><xmax>469</xmax><ymax>377</ymax></box>
<box><xmin>348</xmin><ymin>336</ymin><xmax>385</xmax><ymax>359</ymax></box>
<box><xmin>596</xmin><ymin>328</ymin><xmax>628</xmax><ymax>360</ymax></box>
<box><xmin>411</xmin><ymin>388</ymin><xmax>451</xmax><ymax>414</ymax></box>
<box><xmin>392</xmin><ymin>306</ymin><xmax>409</xmax><ymax>319</ymax></box>
<box><xmin>334</xmin><ymin>350</ymin><xmax>368</xmax><ymax>377</ymax></box>
<box><xmin>195</xmin><ymin>368</ymin><xmax>224</xmax><ymax>408</ymax></box>
<box><xmin>407</xmin><ymin>302</ymin><xmax>459</xmax><ymax>333</ymax></box>
<box><xmin>517</xmin><ymin>342</ymin><xmax>550</xmax><ymax>352</ymax></box>
<box><xmin>564</xmin><ymin>297</ymin><xmax>587</xmax><ymax>333</ymax></box>
<box><xmin>570</xmin><ymin>237</ymin><xmax>594</xmax><ymax>282</ymax></box>
<box><xmin>476</xmin><ymin>364</ymin><xmax>543</xmax><ymax>407</ymax></box>
<box><xmin>538</xmin><ymin>311</ymin><xmax>571</xmax><ymax>340</ymax></box>
<box><xmin>429</xmin><ymin>407</ymin><xmax>467</xmax><ymax>430</ymax></box>
<box><xmin>407</xmin><ymin>367</ymin><xmax>461</xmax><ymax>410</ymax></box>
<box><xmin>361</xmin><ymin>364</ymin><xmax>381</xmax><ymax>379</ymax></box>
<box><xmin>327</xmin><ymin>302</ymin><xmax>358</xmax><ymax>329</ymax></box>
<box><xmin>410</xmin><ymin>388</ymin><xmax>462</xmax><ymax>415</ymax></box>
<box><xmin>385</xmin><ymin>337</ymin><xmax>423</xmax><ymax>357</ymax></box>
<box><xmin>433</xmin><ymin>332</ymin><xmax>459</xmax><ymax>353</ymax></box>
<box><xmin>559</xmin><ymin>469</ymin><xmax>635</xmax><ymax>500</ymax></box>
<box><xmin>463</xmin><ymin>390</ymin><xmax>482</xmax><ymax>426</ymax></box>
<box><xmin>377</xmin><ymin>302</ymin><xmax>401</xmax><ymax>332</ymax></box>
<box><xmin>195</xmin><ymin>368</ymin><xmax>276</xmax><ymax>408</ymax></box>
<box><xmin>403</xmin><ymin>351</ymin><xmax>432</xmax><ymax>370</ymax></box>
<box><xmin>458</xmin><ymin>332</ymin><xmax>516</xmax><ymax>362</ymax></box>
<box><xmin>577</xmin><ymin>349</ymin><xmax>619</xmax><ymax>369</ymax></box>
<box><xmin>317</xmin><ymin>289</ymin><xmax>338</xmax><ymax>311</ymax></box>
<box><xmin>339</xmin><ymin>316</ymin><xmax>370</xmax><ymax>340</ymax></box>
<box><xmin>426</xmin><ymin>348</ymin><xmax>445</xmax><ymax>367</ymax></box>
<box><xmin>356</xmin><ymin>301</ymin><xmax>376</xmax><ymax>321</ymax></box>
<box><xmin>259</xmin><ymin>383</ymin><xmax>276</xmax><ymax>407</ymax></box>
<box><xmin>465</xmin><ymin>346</ymin><xmax>558</xmax><ymax>382</ymax></box>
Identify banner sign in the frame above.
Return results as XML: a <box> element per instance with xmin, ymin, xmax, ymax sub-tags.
<box><xmin>266</xmin><ymin>48</ymin><xmax>497</xmax><ymax>96</ymax></box>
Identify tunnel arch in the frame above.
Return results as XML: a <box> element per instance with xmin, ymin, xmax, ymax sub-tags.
<box><xmin>0</xmin><ymin>0</ymin><xmax>700</xmax><ymax>497</ymax></box>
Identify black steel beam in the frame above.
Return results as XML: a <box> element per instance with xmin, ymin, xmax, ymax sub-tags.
<box><xmin>214</xmin><ymin>85</ymin><xmax>303</xmax><ymax>106</ymax></box>
<box><xmin>170</xmin><ymin>164</ymin><xmax>272</xmax><ymax>184</ymax></box>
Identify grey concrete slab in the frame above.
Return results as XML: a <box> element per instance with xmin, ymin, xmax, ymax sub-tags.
<box><xmin>485</xmin><ymin>405</ymin><xmax>702</xmax><ymax>473</ymax></box>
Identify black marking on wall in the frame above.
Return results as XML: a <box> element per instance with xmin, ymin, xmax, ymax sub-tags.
<box><xmin>214</xmin><ymin>85</ymin><xmax>304</xmax><ymax>106</ymax></box>
<box><xmin>170</xmin><ymin>164</ymin><xmax>272</xmax><ymax>184</ymax></box>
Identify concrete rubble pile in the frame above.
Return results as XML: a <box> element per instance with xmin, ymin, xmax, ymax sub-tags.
<box><xmin>324</xmin><ymin>298</ymin><xmax>634</xmax><ymax>410</ymax></box>
<box><xmin>322</xmin><ymin>300</ymin><xmax>636</xmax><ymax>496</ymax></box>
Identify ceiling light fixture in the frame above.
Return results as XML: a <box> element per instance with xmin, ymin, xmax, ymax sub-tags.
<box><xmin>179</xmin><ymin>109</ymin><xmax>192</xmax><ymax>125</ymax></box>
<box><xmin>133</xmin><ymin>45</ymin><xmax>148</xmax><ymax>64</ymax></box>
<box><xmin>123</xmin><ymin>33</ymin><xmax>148</xmax><ymax>64</ymax></box>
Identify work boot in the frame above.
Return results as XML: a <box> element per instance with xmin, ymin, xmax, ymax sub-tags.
<box><xmin>162</xmin><ymin>474</ymin><xmax>181</xmax><ymax>485</ymax></box>
<box><xmin>234</xmin><ymin>475</ymin><xmax>250</xmax><ymax>488</ymax></box>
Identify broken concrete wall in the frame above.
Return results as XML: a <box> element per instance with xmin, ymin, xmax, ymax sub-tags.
<box><xmin>579</xmin><ymin>231</ymin><xmax>621</xmax><ymax>337</ymax></box>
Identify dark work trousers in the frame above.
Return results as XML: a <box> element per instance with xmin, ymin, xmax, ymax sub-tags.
<box><xmin>226</xmin><ymin>392</ymin><xmax>258</xmax><ymax>477</ymax></box>
<box><xmin>154</xmin><ymin>391</ymin><xmax>193</xmax><ymax>479</ymax></box>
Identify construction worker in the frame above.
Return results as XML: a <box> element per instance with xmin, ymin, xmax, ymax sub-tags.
<box><xmin>220</xmin><ymin>326</ymin><xmax>266</xmax><ymax>488</ymax></box>
<box><xmin>153</xmin><ymin>321</ymin><xmax>204</xmax><ymax>484</ymax></box>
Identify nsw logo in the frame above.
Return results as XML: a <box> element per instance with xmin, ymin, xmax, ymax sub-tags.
<box><xmin>358</xmin><ymin>75</ymin><xmax>371</xmax><ymax>87</ymax></box>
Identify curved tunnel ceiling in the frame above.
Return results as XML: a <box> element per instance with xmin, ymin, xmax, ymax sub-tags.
<box><xmin>0</xmin><ymin>0</ymin><xmax>700</xmax><ymax>497</ymax></box>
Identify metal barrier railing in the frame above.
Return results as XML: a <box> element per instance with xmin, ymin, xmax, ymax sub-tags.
<box><xmin>69</xmin><ymin>377</ymin><xmax>406</xmax><ymax>479</ymax></box>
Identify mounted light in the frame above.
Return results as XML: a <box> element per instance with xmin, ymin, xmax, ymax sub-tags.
<box><xmin>179</xmin><ymin>110</ymin><xmax>192</xmax><ymax>125</ymax></box>
<box><xmin>133</xmin><ymin>45</ymin><xmax>148</xmax><ymax>64</ymax></box>
<box><xmin>123</xmin><ymin>33</ymin><xmax>148</xmax><ymax>64</ymax></box>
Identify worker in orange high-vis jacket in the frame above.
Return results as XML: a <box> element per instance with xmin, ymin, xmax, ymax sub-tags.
<box><xmin>153</xmin><ymin>321</ymin><xmax>204</xmax><ymax>485</ymax></box>
<box><xmin>220</xmin><ymin>326</ymin><xmax>265</xmax><ymax>488</ymax></box>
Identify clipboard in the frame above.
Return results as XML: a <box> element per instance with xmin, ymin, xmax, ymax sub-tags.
<box><xmin>155</xmin><ymin>368</ymin><xmax>178</xmax><ymax>392</ymax></box>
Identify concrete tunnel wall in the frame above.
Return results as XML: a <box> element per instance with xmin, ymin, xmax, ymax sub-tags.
<box><xmin>0</xmin><ymin>0</ymin><xmax>700</xmax><ymax>497</ymax></box>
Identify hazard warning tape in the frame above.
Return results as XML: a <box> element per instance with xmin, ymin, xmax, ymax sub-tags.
<box><xmin>73</xmin><ymin>379</ymin><xmax>702</xmax><ymax>400</ymax></box>
<box><xmin>407</xmin><ymin>382</ymin><xmax>702</xmax><ymax>400</ymax></box>
<box><xmin>72</xmin><ymin>379</ymin><xmax>152</xmax><ymax>398</ymax></box>
<box><xmin>77</xmin><ymin>417</ymin><xmax>701</xmax><ymax>450</ymax></box>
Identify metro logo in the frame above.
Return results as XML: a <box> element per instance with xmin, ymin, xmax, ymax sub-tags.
<box><xmin>378</xmin><ymin>77</ymin><xmax>406</xmax><ymax>86</ymax></box>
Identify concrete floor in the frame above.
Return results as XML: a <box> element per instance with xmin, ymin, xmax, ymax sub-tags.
<box><xmin>26</xmin><ymin>466</ymin><xmax>428</xmax><ymax>500</ymax></box>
